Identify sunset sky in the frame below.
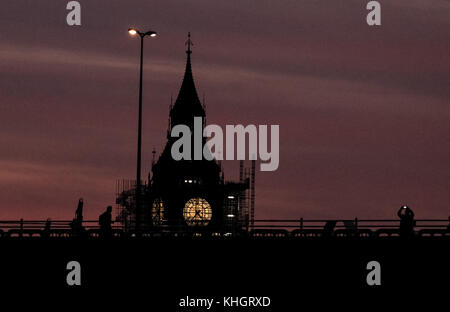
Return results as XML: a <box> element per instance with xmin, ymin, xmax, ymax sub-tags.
<box><xmin>0</xmin><ymin>0</ymin><xmax>448</xmax><ymax>220</ymax></box>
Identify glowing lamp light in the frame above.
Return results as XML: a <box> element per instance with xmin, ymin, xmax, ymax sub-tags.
<box><xmin>128</xmin><ymin>28</ymin><xmax>157</xmax><ymax>38</ymax></box>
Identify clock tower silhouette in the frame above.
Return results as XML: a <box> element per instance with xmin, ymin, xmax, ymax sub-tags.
<box><xmin>117</xmin><ymin>33</ymin><xmax>252</xmax><ymax>235</ymax></box>
<box><xmin>150</xmin><ymin>33</ymin><xmax>222</xmax><ymax>231</ymax></box>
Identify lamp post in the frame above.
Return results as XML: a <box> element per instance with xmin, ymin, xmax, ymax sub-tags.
<box><xmin>128</xmin><ymin>27</ymin><xmax>157</xmax><ymax>234</ymax></box>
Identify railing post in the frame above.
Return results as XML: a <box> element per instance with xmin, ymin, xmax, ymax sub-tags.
<box><xmin>354</xmin><ymin>217</ymin><xmax>358</xmax><ymax>229</ymax></box>
<box><xmin>20</xmin><ymin>218</ymin><xmax>23</xmax><ymax>237</ymax></box>
<box><xmin>300</xmin><ymin>218</ymin><xmax>303</xmax><ymax>230</ymax></box>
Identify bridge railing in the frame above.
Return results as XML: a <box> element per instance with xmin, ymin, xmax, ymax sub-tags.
<box><xmin>248</xmin><ymin>218</ymin><xmax>449</xmax><ymax>238</ymax></box>
<box><xmin>0</xmin><ymin>220</ymin><xmax>123</xmax><ymax>229</ymax></box>
<box><xmin>0</xmin><ymin>218</ymin><xmax>448</xmax><ymax>238</ymax></box>
<box><xmin>251</xmin><ymin>218</ymin><xmax>450</xmax><ymax>230</ymax></box>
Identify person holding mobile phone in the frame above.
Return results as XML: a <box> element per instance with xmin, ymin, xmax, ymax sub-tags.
<box><xmin>397</xmin><ymin>205</ymin><xmax>415</xmax><ymax>238</ymax></box>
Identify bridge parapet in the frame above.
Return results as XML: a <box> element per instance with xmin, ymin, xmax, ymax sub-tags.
<box><xmin>0</xmin><ymin>219</ymin><xmax>448</xmax><ymax>238</ymax></box>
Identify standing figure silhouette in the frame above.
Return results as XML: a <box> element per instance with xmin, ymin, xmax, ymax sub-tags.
<box><xmin>42</xmin><ymin>218</ymin><xmax>51</xmax><ymax>238</ymax></box>
<box><xmin>70</xmin><ymin>198</ymin><xmax>85</xmax><ymax>236</ymax></box>
<box><xmin>99</xmin><ymin>206</ymin><xmax>113</xmax><ymax>238</ymax></box>
<box><xmin>397</xmin><ymin>205</ymin><xmax>415</xmax><ymax>238</ymax></box>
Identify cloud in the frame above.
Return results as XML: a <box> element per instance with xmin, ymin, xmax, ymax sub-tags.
<box><xmin>0</xmin><ymin>0</ymin><xmax>448</xmax><ymax>221</ymax></box>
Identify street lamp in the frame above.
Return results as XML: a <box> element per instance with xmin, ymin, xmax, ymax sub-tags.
<box><xmin>128</xmin><ymin>28</ymin><xmax>157</xmax><ymax>37</ymax></box>
<box><xmin>128</xmin><ymin>27</ymin><xmax>157</xmax><ymax>234</ymax></box>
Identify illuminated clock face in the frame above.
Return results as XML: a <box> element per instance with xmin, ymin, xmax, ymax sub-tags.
<box><xmin>152</xmin><ymin>198</ymin><xmax>166</xmax><ymax>224</ymax></box>
<box><xmin>183</xmin><ymin>198</ymin><xmax>212</xmax><ymax>226</ymax></box>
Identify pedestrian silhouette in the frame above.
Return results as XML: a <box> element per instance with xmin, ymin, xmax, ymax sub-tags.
<box><xmin>75</xmin><ymin>198</ymin><xmax>83</xmax><ymax>222</ymax></box>
<box><xmin>42</xmin><ymin>218</ymin><xmax>51</xmax><ymax>238</ymax></box>
<box><xmin>70</xmin><ymin>198</ymin><xmax>85</xmax><ymax>236</ymax></box>
<box><xmin>99</xmin><ymin>206</ymin><xmax>113</xmax><ymax>238</ymax></box>
<box><xmin>397</xmin><ymin>205</ymin><xmax>415</xmax><ymax>238</ymax></box>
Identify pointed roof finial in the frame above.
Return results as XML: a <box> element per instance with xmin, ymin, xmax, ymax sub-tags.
<box><xmin>185</xmin><ymin>32</ymin><xmax>193</xmax><ymax>55</ymax></box>
<box><xmin>170</xmin><ymin>31</ymin><xmax>204</xmax><ymax>128</ymax></box>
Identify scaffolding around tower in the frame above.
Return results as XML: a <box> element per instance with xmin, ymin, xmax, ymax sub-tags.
<box><xmin>115</xmin><ymin>159</ymin><xmax>255</xmax><ymax>235</ymax></box>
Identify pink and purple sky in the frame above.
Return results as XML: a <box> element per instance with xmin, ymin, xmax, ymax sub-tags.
<box><xmin>0</xmin><ymin>0</ymin><xmax>449</xmax><ymax>220</ymax></box>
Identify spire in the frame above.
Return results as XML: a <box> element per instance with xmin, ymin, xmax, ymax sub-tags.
<box><xmin>186</xmin><ymin>32</ymin><xmax>193</xmax><ymax>55</ymax></box>
<box><xmin>170</xmin><ymin>32</ymin><xmax>205</xmax><ymax>128</ymax></box>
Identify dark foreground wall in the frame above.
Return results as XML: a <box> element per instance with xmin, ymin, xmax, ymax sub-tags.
<box><xmin>0</xmin><ymin>237</ymin><xmax>448</xmax><ymax>308</ymax></box>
